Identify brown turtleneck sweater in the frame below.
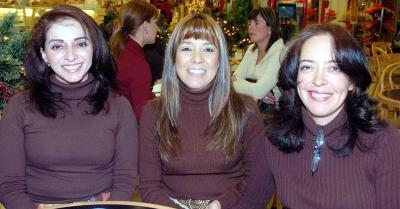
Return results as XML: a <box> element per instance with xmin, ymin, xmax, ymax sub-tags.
<box><xmin>265</xmin><ymin>108</ymin><xmax>400</xmax><ymax>209</ymax></box>
<box><xmin>0</xmin><ymin>75</ymin><xmax>138</xmax><ymax>209</ymax></box>
<box><xmin>139</xmin><ymin>85</ymin><xmax>274</xmax><ymax>209</ymax></box>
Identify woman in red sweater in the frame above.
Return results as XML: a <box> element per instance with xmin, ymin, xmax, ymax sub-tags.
<box><xmin>139</xmin><ymin>14</ymin><xmax>274</xmax><ymax>209</ymax></box>
<box><xmin>109</xmin><ymin>0</ymin><xmax>158</xmax><ymax>120</ymax></box>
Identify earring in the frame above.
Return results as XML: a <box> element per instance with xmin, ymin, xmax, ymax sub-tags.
<box><xmin>44</xmin><ymin>61</ymin><xmax>50</xmax><ymax>67</ymax></box>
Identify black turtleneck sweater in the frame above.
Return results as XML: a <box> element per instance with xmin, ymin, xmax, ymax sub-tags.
<box><xmin>0</xmin><ymin>75</ymin><xmax>138</xmax><ymax>209</ymax></box>
<box><xmin>139</xmin><ymin>84</ymin><xmax>274</xmax><ymax>209</ymax></box>
<box><xmin>265</xmin><ymin>107</ymin><xmax>400</xmax><ymax>209</ymax></box>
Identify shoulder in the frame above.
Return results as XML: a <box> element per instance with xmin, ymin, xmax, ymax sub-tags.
<box><xmin>268</xmin><ymin>39</ymin><xmax>285</xmax><ymax>55</ymax></box>
<box><xmin>140</xmin><ymin>98</ymin><xmax>160</xmax><ymax>122</ymax></box>
<box><xmin>108</xmin><ymin>91</ymin><xmax>133</xmax><ymax>112</ymax></box>
<box><xmin>4</xmin><ymin>90</ymin><xmax>30</xmax><ymax>111</ymax></box>
<box><xmin>361</xmin><ymin>125</ymin><xmax>400</xmax><ymax>154</ymax></box>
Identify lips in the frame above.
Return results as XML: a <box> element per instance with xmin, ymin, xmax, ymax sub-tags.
<box><xmin>62</xmin><ymin>63</ymin><xmax>82</xmax><ymax>72</ymax></box>
<box><xmin>309</xmin><ymin>91</ymin><xmax>332</xmax><ymax>101</ymax></box>
<box><xmin>188</xmin><ymin>69</ymin><xmax>206</xmax><ymax>75</ymax></box>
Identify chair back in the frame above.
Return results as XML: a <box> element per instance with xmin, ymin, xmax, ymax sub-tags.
<box><xmin>43</xmin><ymin>201</ymin><xmax>175</xmax><ymax>209</ymax></box>
<box><xmin>376</xmin><ymin>62</ymin><xmax>400</xmax><ymax>125</ymax></box>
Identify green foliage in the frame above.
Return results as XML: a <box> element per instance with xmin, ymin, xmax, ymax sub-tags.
<box><xmin>0</xmin><ymin>13</ymin><xmax>30</xmax><ymax>113</ymax></box>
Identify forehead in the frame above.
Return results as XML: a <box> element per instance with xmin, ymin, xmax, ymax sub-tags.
<box><xmin>300</xmin><ymin>34</ymin><xmax>334</xmax><ymax>60</ymax></box>
<box><xmin>45</xmin><ymin>18</ymin><xmax>87</xmax><ymax>42</ymax></box>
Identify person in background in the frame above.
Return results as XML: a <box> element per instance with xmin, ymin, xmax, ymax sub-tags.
<box><xmin>109</xmin><ymin>0</ymin><xmax>158</xmax><ymax>120</ymax></box>
<box><xmin>265</xmin><ymin>23</ymin><xmax>400</xmax><ymax>209</ymax></box>
<box><xmin>144</xmin><ymin>37</ymin><xmax>165</xmax><ymax>86</ymax></box>
<box><xmin>139</xmin><ymin>14</ymin><xmax>274</xmax><ymax>209</ymax></box>
<box><xmin>0</xmin><ymin>5</ymin><xmax>138</xmax><ymax>209</ymax></box>
<box><xmin>232</xmin><ymin>7</ymin><xmax>285</xmax><ymax>113</ymax></box>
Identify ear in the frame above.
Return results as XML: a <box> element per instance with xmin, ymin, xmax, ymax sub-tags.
<box><xmin>142</xmin><ymin>21</ymin><xmax>149</xmax><ymax>34</ymax></box>
<box><xmin>348</xmin><ymin>82</ymin><xmax>354</xmax><ymax>91</ymax></box>
<box><xmin>40</xmin><ymin>48</ymin><xmax>48</xmax><ymax>63</ymax></box>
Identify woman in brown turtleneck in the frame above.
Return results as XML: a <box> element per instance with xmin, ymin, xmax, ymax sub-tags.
<box><xmin>139</xmin><ymin>14</ymin><xmax>274</xmax><ymax>209</ymax></box>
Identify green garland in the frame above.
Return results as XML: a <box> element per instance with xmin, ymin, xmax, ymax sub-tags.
<box><xmin>0</xmin><ymin>13</ymin><xmax>29</xmax><ymax>113</ymax></box>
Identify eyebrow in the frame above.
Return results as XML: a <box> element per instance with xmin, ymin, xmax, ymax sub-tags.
<box><xmin>299</xmin><ymin>59</ymin><xmax>336</xmax><ymax>64</ymax></box>
<box><xmin>47</xmin><ymin>37</ymin><xmax>89</xmax><ymax>44</ymax></box>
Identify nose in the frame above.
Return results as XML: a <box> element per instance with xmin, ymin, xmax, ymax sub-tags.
<box><xmin>312</xmin><ymin>68</ymin><xmax>328</xmax><ymax>86</ymax></box>
<box><xmin>65</xmin><ymin>47</ymin><xmax>77</xmax><ymax>62</ymax></box>
<box><xmin>191</xmin><ymin>50</ymin><xmax>203</xmax><ymax>64</ymax></box>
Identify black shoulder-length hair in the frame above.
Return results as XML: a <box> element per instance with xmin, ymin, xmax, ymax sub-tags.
<box><xmin>266</xmin><ymin>23</ymin><xmax>385</xmax><ymax>156</ymax></box>
<box><xmin>24</xmin><ymin>4</ymin><xmax>116</xmax><ymax>118</ymax></box>
<box><xmin>248</xmin><ymin>7</ymin><xmax>283</xmax><ymax>52</ymax></box>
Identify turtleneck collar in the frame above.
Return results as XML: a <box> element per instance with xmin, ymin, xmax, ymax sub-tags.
<box><xmin>302</xmin><ymin>106</ymin><xmax>348</xmax><ymax>141</ymax></box>
<box><xmin>125</xmin><ymin>37</ymin><xmax>144</xmax><ymax>57</ymax></box>
<box><xmin>49</xmin><ymin>73</ymin><xmax>95</xmax><ymax>100</ymax></box>
<box><xmin>180</xmin><ymin>81</ymin><xmax>213</xmax><ymax>105</ymax></box>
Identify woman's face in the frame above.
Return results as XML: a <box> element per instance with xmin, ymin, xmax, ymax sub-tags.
<box><xmin>175</xmin><ymin>38</ymin><xmax>219</xmax><ymax>90</ymax></box>
<box><xmin>41</xmin><ymin>18</ymin><xmax>93</xmax><ymax>84</ymax></box>
<box><xmin>145</xmin><ymin>17</ymin><xmax>158</xmax><ymax>45</ymax></box>
<box><xmin>297</xmin><ymin>34</ymin><xmax>354</xmax><ymax>125</ymax></box>
<box><xmin>248</xmin><ymin>14</ymin><xmax>271</xmax><ymax>44</ymax></box>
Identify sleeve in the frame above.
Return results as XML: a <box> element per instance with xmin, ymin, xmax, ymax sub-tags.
<box><xmin>109</xmin><ymin>97</ymin><xmax>139</xmax><ymax>200</ymax></box>
<box><xmin>138</xmin><ymin>102</ymin><xmax>178</xmax><ymax>208</ymax></box>
<box><xmin>375</xmin><ymin>127</ymin><xmax>400</xmax><ymax>208</ymax></box>
<box><xmin>217</xmin><ymin>108</ymin><xmax>275</xmax><ymax>209</ymax></box>
<box><xmin>233</xmin><ymin>43</ymin><xmax>283</xmax><ymax>100</ymax></box>
<box><xmin>0</xmin><ymin>94</ymin><xmax>36</xmax><ymax>209</ymax></box>
<box><xmin>118</xmin><ymin>59</ymin><xmax>154</xmax><ymax>121</ymax></box>
<box><xmin>233</xmin><ymin>47</ymin><xmax>252</xmax><ymax>80</ymax></box>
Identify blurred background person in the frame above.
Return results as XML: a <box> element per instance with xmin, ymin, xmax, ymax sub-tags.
<box><xmin>109</xmin><ymin>0</ymin><xmax>158</xmax><ymax>120</ymax></box>
<box><xmin>0</xmin><ymin>5</ymin><xmax>138</xmax><ymax>209</ymax></box>
<box><xmin>232</xmin><ymin>7</ymin><xmax>285</xmax><ymax>114</ymax></box>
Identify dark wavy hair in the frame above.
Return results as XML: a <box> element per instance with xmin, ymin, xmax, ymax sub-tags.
<box><xmin>24</xmin><ymin>5</ymin><xmax>116</xmax><ymax>118</ymax></box>
<box><xmin>248</xmin><ymin>7</ymin><xmax>283</xmax><ymax>52</ymax></box>
<box><xmin>266</xmin><ymin>24</ymin><xmax>385</xmax><ymax>156</ymax></box>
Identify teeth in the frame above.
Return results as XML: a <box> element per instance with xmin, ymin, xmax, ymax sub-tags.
<box><xmin>63</xmin><ymin>64</ymin><xmax>81</xmax><ymax>71</ymax></box>
<box><xmin>188</xmin><ymin>69</ymin><xmax>206</xmax><ymax>75</ymax></box>
<box><xmin>310</xmin><ymin>92</ymin><xmax>331</xmax><ymax>100</ymax></box>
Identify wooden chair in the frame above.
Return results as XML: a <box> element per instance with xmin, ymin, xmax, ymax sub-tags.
<box><xmin>376</xmin><ymin>62</ymin><xmax>400</xmax><ymax>128</ymax></box>
<box><xmin>43</xmin><ymin>201</ymin><xmax>175</xmax><ymax>209</ymax></box>
<box><xmin>370</xmin><ymin>46</ymin><xmax>392</xmax><ymax>96</ymax></box>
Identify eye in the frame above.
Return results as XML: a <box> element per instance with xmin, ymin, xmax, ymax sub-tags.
<box><xmin>77</xmin><ymin>41</ymin><xmax>88</xmax><ymax>48</ymax></box>
<box><xmin>299</xmin><ymin>65</ymin><xmax>312</xmax><ymax>71</ymax></box>
<box><xmin>50</xmin><ymin>44</ymin><xmax>62</xmax><ymax>50</ymax></box>
<box><xmin>180</xmin><ymin>46</ymin><xmax>191</xmax><ymax>52</ymax></box>
<box><xmin>330</xmin><ymin>65</ymin><xmax>340</xmax><ymax>72</ymax></box>
<box><xmin>204</xmin><ymin>47</ymin><xmax>215</xmax><ymax>53</ymax></box>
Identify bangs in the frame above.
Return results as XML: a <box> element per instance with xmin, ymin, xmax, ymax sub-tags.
<box><xmin>179</xmin><ymin>17</ymin><xmax>219</xmax><ymax>48</ymax></box>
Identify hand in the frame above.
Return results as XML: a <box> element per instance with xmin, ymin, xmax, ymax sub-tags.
<box><xmin>206</xmin><ymin>200</ymin><xmax>221</xmax><ymax>209</ymax></box>
<box><xmin>231</xmin><ymin>74</ymin><xmax>237</xmax><ymax>82</ymax></box>
<box><xmin>262</xmin><ymin>92</ymin><xmax>276</xmax><ymax>104</ymax></box>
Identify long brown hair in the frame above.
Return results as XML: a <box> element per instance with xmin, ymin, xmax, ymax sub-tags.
<box><xmin>109</xmin><ymin>0</ymin><xmax>157</xmax><ymax>59</ymax></box>
<box><xmin>157</xmin><ymin>14</ymin><xmax>249</xmax><ymax>160</ymax></box>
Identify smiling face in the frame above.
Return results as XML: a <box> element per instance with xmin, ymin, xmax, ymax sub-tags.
<box><xmin>175</xmin><ymin>38</ymin><xmax>219</xmax><ymax>90</ymax></box>
<box><xmin>248</xmin><ymin>14</ymin><xmax>271</xmax><ymax>45</ymax></box>
<box><xmin>41</xmin><ymin>18</ymin><xmax>93</xmax><ymax>84</ymax></box>
<box><xmin>297</xmin><ymin>34</ymin><xmax>354</xmax><ymax>125</ymax></box>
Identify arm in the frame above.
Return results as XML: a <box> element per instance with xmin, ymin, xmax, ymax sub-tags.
<box><xmin>375</xmin><ymin>127</ymin><xmax>400</xmax><ymax>208</ymax></box>
<box><xmin>233</xmin><ymin>47</ymin><xmax>253</xmax><ymax>80</ymax></box>
<box><xmin>139</xmin><ymin>102</ymin><xmax>178</xmax><ymax>208</ymax></box>
<box><xmin>233</xmin><ymin>42</ymin><xmax>283</xmax><ymax>100</ymax></box>
<box><xmin>0</xmin><ymin>94</ymin><xmax>36</xmax><ymax>209</ymax></box>
<box><xmin>227</xmin><ymin>109</ymin><xmax>275</xmax><ymax>209</ymax></box>
<box><xmin>109</xmin><ymin>97</ymin><xmax>138</xmax><ymax>200</ymax></box>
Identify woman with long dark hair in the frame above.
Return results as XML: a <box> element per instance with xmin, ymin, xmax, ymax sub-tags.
<box><xmin>0</xmin><ymin>5</ymin><xmax>138</xmax><ymax>209</ymax></box>
<box><xmin>265</xmin><ymin>23</ymin><xmax>400</xmax><ymax>209</ymax></box>
<box><xmin>139</xmin><ymin>14</ymin><xmax>274</xmax><ymax>209</ymax></box>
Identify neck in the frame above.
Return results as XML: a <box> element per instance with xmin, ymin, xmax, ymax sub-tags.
<box><xmin>129</xmin><ymin>34</ymin><xmax>144</xmax><ymax>48</ymax></box>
